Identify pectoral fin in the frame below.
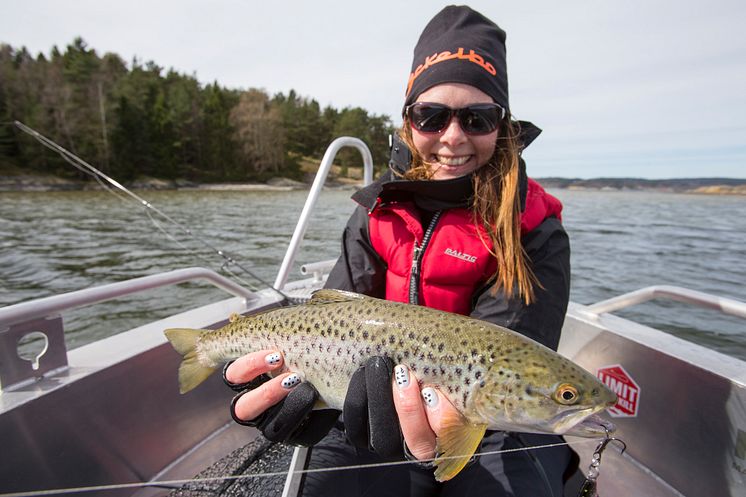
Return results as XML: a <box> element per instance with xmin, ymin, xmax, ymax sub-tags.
<box><xmin>433</xmin><ymin>412</ymin><xmax>487</xmax><ymax>482</ymax></box>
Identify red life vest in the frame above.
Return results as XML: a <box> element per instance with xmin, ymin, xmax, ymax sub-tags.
<box><xmin>368</xmin><ymin>178</ymin><xmax>562</xmax><ymax>315</ymax></box>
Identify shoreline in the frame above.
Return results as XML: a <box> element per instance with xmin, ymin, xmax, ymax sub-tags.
<box><xmin>0</xmin><ymin>175</ymin><xmax>363</xmax><ymax>193</ymax></box>
<box><xmin>1</xmin><ymin>174</ymin><xmax>745</xmax><ymax>196</ymax></box>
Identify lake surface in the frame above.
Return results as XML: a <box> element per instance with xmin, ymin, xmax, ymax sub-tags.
<box><xmin>1</xmin><ymin>187</ymin><xmax>745</xmax><ymax>360</ymax></box>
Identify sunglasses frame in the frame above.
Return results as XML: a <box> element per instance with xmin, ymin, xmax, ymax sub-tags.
<box><xmin>404</xmin><ymin>102</ymin><xmax>506</xmax><ymax>135</ymax></box>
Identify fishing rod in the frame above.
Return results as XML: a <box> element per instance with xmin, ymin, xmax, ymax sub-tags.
<box><xmin>11</xmin><ymin>120</ymin><xmax>294</xmax><ymax>303</ymax></box>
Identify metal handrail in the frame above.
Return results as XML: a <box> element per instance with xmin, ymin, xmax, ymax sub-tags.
<box><xmin>275</xmin><ymin>139</ymin><xmax>374</xmax><ymax>497</ymax></box>
<box><xmin>273</xmin><ymin>137</ymin><xmax>374</xmax><ymax>290</ymax></box>
<box><xmin>0</xmin><ymin>267</ymin><xmax>256</xmax><ymax>328</ymax></box>
<box><xmin>585</xmin><ymin>285</ymin><xmax>746</xmax><ymax>319</ymax></box>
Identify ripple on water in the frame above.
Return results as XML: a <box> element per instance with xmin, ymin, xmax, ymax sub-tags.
<box><xmin>2</xmin><ymin>188</ymin><xmax>745</xmax><ymax>360</ymax></box>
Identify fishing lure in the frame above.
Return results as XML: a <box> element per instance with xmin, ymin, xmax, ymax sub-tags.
<box><xmin>577</xmin><ymin>432</ymin><xmax>627</xmax><ymax>497</ymax></box>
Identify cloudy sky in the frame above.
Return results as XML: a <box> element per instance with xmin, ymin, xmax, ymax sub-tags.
<box><xmin>2</xmin><ymin>0</ymin><xmax>745</xmax><ymax>178</ymax></box>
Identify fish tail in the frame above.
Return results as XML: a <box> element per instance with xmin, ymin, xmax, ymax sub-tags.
<box><xmin>164</xmin><ymin>328</ymin><xmax>216</xmax><ymax>394</ymax></box>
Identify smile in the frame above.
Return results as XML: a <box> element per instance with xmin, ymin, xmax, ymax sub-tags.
<box><xmin>435</xmin><ymin>155</ymin><xmax>472</xmax><ymax>166</ymax></box>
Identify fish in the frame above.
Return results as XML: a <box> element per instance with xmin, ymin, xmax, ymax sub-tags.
<box><xmin>164</xmin><ymin>289</ymin><xmax>617</xmax><ymax>481</ymax></box>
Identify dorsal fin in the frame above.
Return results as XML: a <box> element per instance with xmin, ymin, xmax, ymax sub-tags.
<box><xmin>308</xmin><ymin>289</ymin><xmax>367</xmax><ymax>305</ymax></box>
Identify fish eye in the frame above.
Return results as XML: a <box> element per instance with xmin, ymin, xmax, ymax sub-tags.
<box><xmin>553</xmin><ymin>383</ymin><xmax>579</xmax><ymax>405</ymax></box>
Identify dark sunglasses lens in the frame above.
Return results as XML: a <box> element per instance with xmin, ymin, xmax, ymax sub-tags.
<box><xmin>458</xmin><ymin>106</ymin><xmax>500</xmax><ymax>134</ymax></box>
<box><xmin>409</xmin><ymin>105</ymin><xmax>452</xmax><ymax>132</ymax></box>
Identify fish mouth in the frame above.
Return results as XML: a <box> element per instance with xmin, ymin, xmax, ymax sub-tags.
<box><xmin>565</xmin><ymin>413</ymin><xmax>617</xmax><ymax>437</ymax></box>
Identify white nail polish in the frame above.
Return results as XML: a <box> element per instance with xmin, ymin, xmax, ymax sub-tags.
<box><xmin>422</xmin><ymin>387</ymin><xmax>439</xmax><ymax>408</ymax></box>
<box><xmin>394</xmin><ymin>365</ymin><xmax>410</xmax><ymax>388</ymax></box>
<box><xmin>265</xmin><ymin>352</ymin><xmax>282</xmax><ymax>366</ymax></box>
<box><xmin>281</xmin><ymin>373</ymin><xmax>301</xmax><ymax>389</ymax></box>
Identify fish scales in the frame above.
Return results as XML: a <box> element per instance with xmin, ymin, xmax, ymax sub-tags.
<box><xmin>165</xmin><ymin>289</ymin><xmax>617</xmax><ymax>481</ymax></box>
<box><xmin>193</xmin><ymin>291</ymin><xmax>604</xmax><ymax>423</ymax></box>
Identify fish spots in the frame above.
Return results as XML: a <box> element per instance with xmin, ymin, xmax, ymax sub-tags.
<box><xmin>363</xmin><ymin>331</ymin><xmax>369</xmax><ymax>339</ymax></box>
<box><xmin>438</xmin><ymin>342</ymin><xmax>445</xmax><ymax>353</ymax></box>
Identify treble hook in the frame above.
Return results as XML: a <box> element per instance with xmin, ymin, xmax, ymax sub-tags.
<box><xmin>593</xmin><ymin>426</ymin><xmax>627</xmax><ymax>459</ymax></box>
<box><xmin>577</xmin><ymin>427</ymin><xmax>628</xmax><ymax>497</ymax></box>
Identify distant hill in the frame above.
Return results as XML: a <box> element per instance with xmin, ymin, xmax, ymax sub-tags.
<box><xmin>536</xmin><ymin>177</ymin><xmax>746</xmax><ymax>195</ymax></box>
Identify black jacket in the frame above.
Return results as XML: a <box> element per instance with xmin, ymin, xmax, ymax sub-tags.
<box><xmin>325</xmin><ymin>128</ymin><xmax>570</xmax><ymax>351</ymax></box>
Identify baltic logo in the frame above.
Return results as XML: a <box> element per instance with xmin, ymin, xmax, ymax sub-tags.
<box><xmin>444</xmin><ymin>248</ymin><xmax>477</xmax><ymax>263</ymax></box>
<box><xmin>596</xmin><ymin>364</ymin><xmax>640</xmax><ymax>417</ymax></box>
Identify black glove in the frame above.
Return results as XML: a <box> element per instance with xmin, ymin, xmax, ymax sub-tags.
<box><xmin>343</xmin><ymin>356</ymin><xmax>403</xmax><ymax>459</ymax></box>
<box><xmin>223</xmin><ymin>362</ymin><xmax>340</xmax><ymax>445</ymax></box>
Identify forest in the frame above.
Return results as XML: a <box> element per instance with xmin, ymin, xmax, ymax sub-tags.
<box><xmin>0</xmin><ymin>38</ymin><xmax>395</xmax><ymax>183</ymax></box>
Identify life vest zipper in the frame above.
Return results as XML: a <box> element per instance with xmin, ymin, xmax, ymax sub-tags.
<box><xmin>409</xmin><ymin>210</ymin><xmax>442</xmax><ymax>305</ymax></box>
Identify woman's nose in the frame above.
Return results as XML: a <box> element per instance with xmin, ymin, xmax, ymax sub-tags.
<box><xmin>439</xmin><ymin>116</ymin><xmax>468</xmax><ymax>146</ymax></box>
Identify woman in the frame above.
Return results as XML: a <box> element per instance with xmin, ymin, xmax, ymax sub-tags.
<box><xmin>224</xmin><ymin>5</ymin><xmax>573</xmax><ymax>496</ymax></box>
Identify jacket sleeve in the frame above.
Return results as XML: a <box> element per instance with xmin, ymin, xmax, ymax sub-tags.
<box><xmin>470</xmin><ymin>217</ymin><xmax>571</xmax><ymax>351</ymax></box>
<box><xmin>324</xmin><ymin>206</ymin><xmax>387</xmax><ymax>297</ymax></box>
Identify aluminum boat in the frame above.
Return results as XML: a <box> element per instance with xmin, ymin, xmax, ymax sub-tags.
<box><xmin>1</xmin><ymin>139</ymin><xmax>744</xmax><ymax>497</ymax></box>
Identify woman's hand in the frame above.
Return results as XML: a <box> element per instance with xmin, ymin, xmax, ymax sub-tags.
<box><xmin>225</xmin><ymin>349</ymin><xmax>297</xmax><ymax>422</ymax></box>
<box><xmin>391</xmin><ymin>364</ymin><xmax>459</xmax><ymax>461</ymax></box>
<box><xmin>224</xmin><ymin>350</ymin><xmax>339</xmax><ymax>445</ymax></box>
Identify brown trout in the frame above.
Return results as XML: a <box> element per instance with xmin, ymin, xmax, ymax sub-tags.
<box><xmin>165</xmin><ymin>289</ymin><xmax>616</xmax><ymax>481</ymax></box>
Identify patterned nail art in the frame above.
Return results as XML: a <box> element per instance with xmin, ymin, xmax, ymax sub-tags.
<box><xmin>422</xmin><ymin>387</ymin><xmax>439</xmax><ymax>408</ymax></box>
<box><xmin>281</xmin><ymin>373</ymin><xmax>301</xmax><ymax>389</ymax></box>
<box><xmin>265</xmin><ymin>352</ymin><xmax>282</xmax><ymax>366</ymax></box>
<box><xmin>394</xmin><ymin>365</ymin><xmax>410</xmax><ymax>388</ymax></box>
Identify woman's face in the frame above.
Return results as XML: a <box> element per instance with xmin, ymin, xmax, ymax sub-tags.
<box><xmin>410</xmin><ymin>83</ymin><xmax>498</xmax><ymax>181</ymax></box>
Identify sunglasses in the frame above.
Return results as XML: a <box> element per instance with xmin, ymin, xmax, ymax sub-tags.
<box><xmin>404</xmin><ymin>102</ymin><xmax>506</xmax><ymax>135</ymax></box>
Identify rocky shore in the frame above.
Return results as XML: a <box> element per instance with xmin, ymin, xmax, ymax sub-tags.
<box><xmin>0</xmin><ymin>174</ymin><xmax>361</xmax><ymax>193</ymax></box>
<box><xmin>2</xmin><ymin>173</ymin><xmax>745</xmax><ymax>195</ymax></box>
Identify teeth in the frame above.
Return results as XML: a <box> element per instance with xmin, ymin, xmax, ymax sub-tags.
<box><xmin>436</xmin><ymin>155</ymin><xmax>470</xmax><ymax>166</ymax></box>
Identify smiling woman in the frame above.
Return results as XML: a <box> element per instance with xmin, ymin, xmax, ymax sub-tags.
<box><xmin>223</xmin><ymin>5</ymin><xmax>574</xmax><ymax>497</ymax></box>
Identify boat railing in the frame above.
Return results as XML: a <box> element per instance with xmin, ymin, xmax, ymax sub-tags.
<box><xmin>274</xmin><ymin>137</ymin><xmax>374</xmax><ymax>291</ymax></box>
<box><xmin>300</xmin><ymin>258</ymin><xmax>338</xmax><ymax>283</ymax></box>
<box><xmin>0</xmin><ymin>267</ymin><xmax>257</xmax><ymax>391</ymax></box>
<box><xmin>584</xmin><ymin>285</ymin><xmax>746</xmax><ymax>319</ymax></box>
<box><xmin>270</xmin><ymin>137</ymin><xmax>374</xmax><ymax>497</ymax></box>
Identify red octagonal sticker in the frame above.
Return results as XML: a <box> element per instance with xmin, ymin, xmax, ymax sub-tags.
<box><xmin>597</xmin><ymin>364</ymin><xmax>640</xmax><ymax>417</ymax></box>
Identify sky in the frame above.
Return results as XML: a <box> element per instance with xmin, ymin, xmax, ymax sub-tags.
<box><xmin>2</xmin><ymin>0</ymin><xmax>745</xmax><ymax>178</ymax></box>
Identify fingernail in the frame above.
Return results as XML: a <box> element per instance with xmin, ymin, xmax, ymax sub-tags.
<box><xmin>265</xmin><ymin>352</ymin><xmax>282</xmax><ymax>366</ymax></box>
<box><xmin>422</xmin><ymin>387</ymin><xmax>439</xmax><ymax>408</ymax></box>
<box><xmin>394</xmin><ymin>365</ymin><xmax>410</xmax><ymax>389</ymax></box>
<box><xmin>281</xmin><ymin>373</ymin><xmax>302</xmax><ymax>389</ymax></box>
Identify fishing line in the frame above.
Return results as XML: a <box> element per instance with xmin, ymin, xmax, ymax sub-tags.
<box><xmin>12</xmin><ymin>120</ymin><xmax>294</xmax><ymax>302</ymax></box>
<box><xmin>0</xmin><ymin>438</ymin><xmax>603</xmax><ymax>497</ymax></box>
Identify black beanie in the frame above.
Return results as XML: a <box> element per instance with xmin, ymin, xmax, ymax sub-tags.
<box><xmin>404</xmin><ymin>5</ymin><xmax>509</xmax><ymax>112</ymax></box>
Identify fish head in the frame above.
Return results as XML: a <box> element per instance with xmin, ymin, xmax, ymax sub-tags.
<box><xmin>471</xmin><ymin>345</ymin><xmax>617</xmax><ymax>437</ymax></box>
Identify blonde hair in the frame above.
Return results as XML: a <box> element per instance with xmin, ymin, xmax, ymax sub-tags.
<box><xmin>398</xmin><ymin>118</ymin><xmax>537</xmax><ymax>304</ymax></box>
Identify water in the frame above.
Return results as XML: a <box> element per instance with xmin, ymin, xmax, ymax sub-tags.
<box><xmin>1</xmin><ymin>188</ymin><xmax>745</xmax><ymax>360</ymax></box>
